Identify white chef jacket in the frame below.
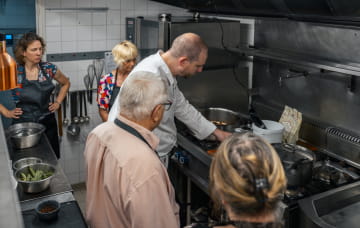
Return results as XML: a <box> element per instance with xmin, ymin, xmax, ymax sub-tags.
<box><xmin>108</xmin><ymin>51</ymin><xmax>216</xmax><ymax>156</ymax></box>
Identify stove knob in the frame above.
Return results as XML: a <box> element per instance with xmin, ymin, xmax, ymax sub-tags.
<box><xmin>179</xmin><ymin>154</ymin><xmax>189</xmax><ymax>165</ymax></box>
<box><xmin>174</xmin><ymin>151</ymin><xmax>182</xmax><ymax>160</ymax></box>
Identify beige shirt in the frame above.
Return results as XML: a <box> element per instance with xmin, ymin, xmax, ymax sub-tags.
<box><xmin>84</xmin><ymin>115</ymin><xmax>180</xmax><ymax>228</ymax></box>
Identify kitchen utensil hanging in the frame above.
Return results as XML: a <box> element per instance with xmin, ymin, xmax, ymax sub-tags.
<box><xmin>83</xmin><ymin>91</ymin><xmax>90</xmax><ymax>122</ymax></box>
<box><xmin>87</xmin><ymin>64</ymin><xmax>96</xmax><ymax>104</ymax></box>
<box><xmin>83</xmin><ymin>74</ymin><xmax>91</xmax><ymax>103</ymax></box>
<box><xmin>67</xmin><ymin>92</ymin><xmax>80</xmax><ymax>136</ymax></box>
<box><xmin>93</xmin><ymin>58</ymin><xmax>105</xmax><ymax>84</ymax></box>
<box><xmin>79</xmin><ymin>91</ymin><xmax>85</xmax><ymax>123</ymax></box>
<box><xmin>72</xmin><ymin>92</ymin><xmax>79</xmax><ymax>124</ymax></box>
<box><xmin>63</xmin><ymin>94</ymin><xmax>69</xmax><ymax>125</ymax></box>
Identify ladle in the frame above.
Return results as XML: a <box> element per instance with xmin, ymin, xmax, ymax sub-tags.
<box><xmin>72</xmin><ymin>92</ymin><xmax>80</xmax><ymax>124</ymax></box>
<box><xmin>63</xmin><ymin>94</ymin><xmax>69</xmax><ymax>125</ymax></box>
<box><xmin>79</xmin><ymin>91</ymin><xmax>85</xmax><ymax>123</ymax></box>
<box><xmin>67</xmin><ymin>92</ymin><xmax>80</xmax><ymax>136</ymax></box>
<box><xmin>83</xmin><ymin>91</ymin><xmax>90</xmax><ymax>122</ymax></box>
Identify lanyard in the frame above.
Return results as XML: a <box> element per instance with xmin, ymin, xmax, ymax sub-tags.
<box><xmin>114</xmin><ymin>118</ymin><xmax>158</xmax><ymax>157</ymax></box>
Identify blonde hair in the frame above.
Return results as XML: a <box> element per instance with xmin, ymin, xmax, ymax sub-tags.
<box><xmin>210</xmin><ymin>132</ymin><xmax>286</xmax><ymax>218</ymax></box>
<box><xmin>112</xmin><ymin>40</ymin><xmax>138</xmax><ymax>68</ymax></box>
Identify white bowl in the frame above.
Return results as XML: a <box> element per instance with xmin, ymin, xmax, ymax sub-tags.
<box><xmin>252</xmin><ymin>120</ymin><xmax>284</xmax><ymax>144</ymax></box>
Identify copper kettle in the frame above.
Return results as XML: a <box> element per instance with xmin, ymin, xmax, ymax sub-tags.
<box><xmin>0</xmin><ymin>33</ymin><xmax>17</xmax><ymax>91</ymax></box>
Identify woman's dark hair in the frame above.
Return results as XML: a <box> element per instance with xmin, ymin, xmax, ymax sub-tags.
<box><xmin>14</xmin><ymin>32</ymin><xmax>46</xmax><ymax>65</ymax></box>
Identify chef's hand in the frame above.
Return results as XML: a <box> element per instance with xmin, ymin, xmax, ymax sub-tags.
<box><xmin>3</xmin><ymin>108</ymin><xmax>23</xmax><ymax>119</ymax></box>
<box><xmin>49</xmin><ymin>101</ymin><xmax>61</xmax><ymax>112</ymax></box>
<box><xmin>212</xmin><ymin>128</ymin><xmax>232</xmax><ymax>141</ymax></box>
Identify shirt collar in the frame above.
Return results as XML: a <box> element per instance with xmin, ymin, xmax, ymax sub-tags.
<box><xmin>157</xmin><ymin>50</ymin><xmax>175</xmax><ymax>86</ymax></box>
<box><xmin>117</xmin><ymin>115</ymin><xmax>160</xmax><ymax>151</ymax></box>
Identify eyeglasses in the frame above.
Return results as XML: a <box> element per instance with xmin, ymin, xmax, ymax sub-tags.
<box><xmin>161</xmin><ymin>101</ymin><xmax>172</xmax><ymax>111</ymax></box>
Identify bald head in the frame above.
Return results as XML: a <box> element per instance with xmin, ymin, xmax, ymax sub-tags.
<box><xmin>168</xmin><ymin>33</ymin><xmax>208</xmax><ymax>62</ymax></box>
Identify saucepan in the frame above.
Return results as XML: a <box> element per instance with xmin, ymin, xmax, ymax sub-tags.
<box><xmin>277</xmin><ymin>144</ymin><xmax>315</xmax><ymax>188</ymax></box>
<box><xmin>202</xmin><ymin>107</ymin><xmax>241</xmax><ymax>132</ymax></box>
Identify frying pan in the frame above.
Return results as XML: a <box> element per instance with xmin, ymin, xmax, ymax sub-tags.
<box><xmin>202</xmin><ymin>107</ymin><xmax>240</xmax><ymax>132</ymax></box>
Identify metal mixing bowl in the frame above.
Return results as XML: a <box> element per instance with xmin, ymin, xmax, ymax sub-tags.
<box><xmin>15</xmin><ymin>163</ymin><xmax>56</xmax><ymax>193</ymax></box>
<box><xmin>6</xmin><ymin>122</ymin><xmax>45</xmax><ymax>149</ymax></box>
<box><xmin>12</xmin><ymin>157</ymin><xmax>43</xmax><ymax>171</ymax></box>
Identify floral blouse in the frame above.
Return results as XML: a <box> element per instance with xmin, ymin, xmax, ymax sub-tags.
<box><xmin>97</xmin><ymin>72</ymin><xmax>116</xmax><ymax>110</ymax></box>
<box><xmin>12</xmin><ymin>62</ymin><xmax>57</xmax><ymax>102</ymax></box>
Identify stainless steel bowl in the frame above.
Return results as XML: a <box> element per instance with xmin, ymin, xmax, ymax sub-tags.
<box><xmin>6</xmin><ymin>122</ymin><xmax>45</xmax><ymax>149</ymax></box>
<box><xmin>15</xmin><ymin>163</ymin><xmax>56</xmax><ymax>193</ymax></box>
<box><xmin>12</xmin><ymin>157</ymin><xmax>43</xmax><ymax>171</ymax></box>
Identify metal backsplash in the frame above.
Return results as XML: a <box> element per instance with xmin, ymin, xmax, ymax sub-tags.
<box><xmin>254</xmin><ymin>19</ymin><xmax>360</xmax><ymax>66</ymax></box>
<box><xmin>178</xmin><ymin>67</ymin><xmax>249</xmax><ymax>113</ymax></box>
<box><xmin>252</xmin><ymin>18</ymin><xmax>360</xmax><ymax>163</ymax></box>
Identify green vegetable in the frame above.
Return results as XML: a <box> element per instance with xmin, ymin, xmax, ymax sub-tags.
<box><xmin>19</xmin><ymin>168</ymin><xmax>54</xmax><ymax>181</ymax></box>
<box><xmin>29</xmin><ymin>167</ymin><xmax>36</xmax><ymax>177</ymax></box>
<box><xmin>20</xmin><ymin>173</ymin><xmax>27</xmax><ymax>181</ymax></box>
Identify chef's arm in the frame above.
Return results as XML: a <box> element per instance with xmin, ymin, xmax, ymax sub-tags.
<box><xmin>0</xmin><ymin>104</ymin><xmax>22</xmax><ymax>119</ymax></box>
<box><xmin>211</xmin><ymin>128</ymin><xmax>232</xmax><ymax>141</ymax></box>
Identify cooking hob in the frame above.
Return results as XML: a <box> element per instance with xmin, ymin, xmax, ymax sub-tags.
<box><xmin>175</xmin><ymin>124</ymin><xmax>360</xmax><ymax>228</ymax></box>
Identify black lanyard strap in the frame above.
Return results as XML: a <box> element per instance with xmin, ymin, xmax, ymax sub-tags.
<box><xmin>114</xmin><ymin>118</ymin><xmax>156</xmax><ymax>155</ymax></box>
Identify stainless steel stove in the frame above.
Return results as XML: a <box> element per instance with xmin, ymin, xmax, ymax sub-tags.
<box><xmin>173</xmin><ymin>122</ymin><xmax>360</xmax><ymax>228</ymax></box>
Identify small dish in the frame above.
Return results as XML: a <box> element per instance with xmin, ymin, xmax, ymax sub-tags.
<box><xmin>35</xmin><ymin>200</ymin><xmax>61</xmax><ymax>221</ymax></box>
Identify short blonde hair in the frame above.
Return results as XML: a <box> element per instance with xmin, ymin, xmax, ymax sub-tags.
<box><xmin>112</xmin><ymin>40</ymin><xmax>138</xmax><ymax>68</ymax></box>
<box><xmin>210</xmin><ymin>132</ymin><xmax>286</xmax><ymax>219</ymax></box>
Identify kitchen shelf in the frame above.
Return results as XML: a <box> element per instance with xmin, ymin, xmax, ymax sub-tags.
<box><xmin>46</xmin><ymin>7</ymin><xmax>108</xmax><ymax>11</ymax></box>
<box><xmin>228</xmin><ymin>46</ymin><xmax>360</xmax><ymax>77</ymax></box>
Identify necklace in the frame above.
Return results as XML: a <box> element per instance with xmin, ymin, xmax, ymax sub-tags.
<box><xmin>25</xmin><ymin>66</ymin><xmax>39</xmax><ymax>80</ymax></box>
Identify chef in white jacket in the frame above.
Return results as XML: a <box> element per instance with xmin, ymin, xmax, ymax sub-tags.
<box><xmin>108</xmin><ymin>33</ymin><xmax>231</xmax><ymax>167</ymax></box>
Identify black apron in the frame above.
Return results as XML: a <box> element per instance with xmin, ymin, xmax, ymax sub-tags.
<box><xmin>109</xmin><ymin>69</ymin><xmax>120</xmax><ymax>110</ymax></box>
<box><xmin>14</xmin><ymin>66</ymin><xmax>60</xmax><ymax>159</ymax></box>
<box><xmin>114</xmin><ymin>118</ymin><xmax>158</xmax><ymax>157</ymax></box>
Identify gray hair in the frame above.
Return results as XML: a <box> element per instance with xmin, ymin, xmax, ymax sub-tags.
<box><xmin>119</xmin><ymin>71</ymin><xmax>168</xmax><ymax>121</ymax></box>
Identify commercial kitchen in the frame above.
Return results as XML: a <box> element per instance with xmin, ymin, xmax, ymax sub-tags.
<box><xmin>1</xmin><ymin>0</ymin><xmax>360</xmax><ymax>227</ymax></box>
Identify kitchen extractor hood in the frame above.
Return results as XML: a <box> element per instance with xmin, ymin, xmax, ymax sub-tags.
<box><xmin>152</xmin><ymin>0</ymin><xmax>360</xmax><ymax>24</ymax></box>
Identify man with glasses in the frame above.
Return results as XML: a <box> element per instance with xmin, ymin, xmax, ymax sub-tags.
<box><xmin>84</xmin><ymin>71</ymin><xmax>179</xmax><ymax>228</ymax></box>
<box><xmin>108</xmin><ymin>33</ymin><xmax>231</xmax><ymax>167</ymax></box>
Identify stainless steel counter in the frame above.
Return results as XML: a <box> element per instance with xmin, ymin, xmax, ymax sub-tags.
<box><xmin>8</xmin><ymin>135</ymin><xmax>72</xmax><ymax>202</ymax></box>
<box><xmin>0</xmin><ymin>120</ymin><xmax>24</xmax><ymax>228</ymax></box>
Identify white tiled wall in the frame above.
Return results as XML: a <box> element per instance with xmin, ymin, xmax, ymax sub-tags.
<box><xmin>39</xmin><ymin>0</ymin><xmax>191</xmax><ymax>184</ymax></box>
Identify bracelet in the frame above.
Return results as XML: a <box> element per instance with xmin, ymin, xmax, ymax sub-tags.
<box><xmin>54</xmin><ymin>101</ymin><xmax>61</xmax><ymax>105</ymax></box>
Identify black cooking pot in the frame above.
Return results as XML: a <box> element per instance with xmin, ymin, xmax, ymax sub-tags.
<box><xmin>275</xmin><ymin>144</ymin><xmax>315</xmax><ymax>188</ymax></box>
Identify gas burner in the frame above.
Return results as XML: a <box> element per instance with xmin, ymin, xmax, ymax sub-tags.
<box><xmin>285</xmin><ymin>188</ymin><xmax>305</xmax><ymax>200</ymax></box>
<box><xmin>313</xmin><ymin>160</ymin><xmax>359</xmax><ymax>186</ymax></box>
